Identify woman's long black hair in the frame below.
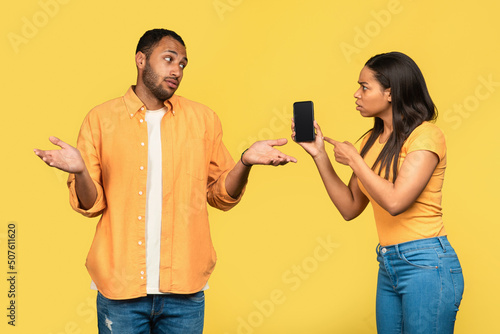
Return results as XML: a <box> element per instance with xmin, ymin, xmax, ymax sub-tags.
<box><xmin>359</xmin><ymin>52</ymin><xmax>437</xmax><ymax>182</ymax></box>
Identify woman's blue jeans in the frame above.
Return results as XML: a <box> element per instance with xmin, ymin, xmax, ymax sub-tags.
<box><xmin>96</xmin><ymin>291</ymin><xmax>205</xmax><ymax>334</ymax></box>
<box><xmin>376</xmin><ymin>236</ymin><xmax>464</xmax><ymax>334</ymax></box>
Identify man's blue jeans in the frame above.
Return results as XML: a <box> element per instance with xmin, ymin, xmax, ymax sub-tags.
<box><xmin>376</xmin><ymin>236</ymin><xmax>464</xmax><ymax>334</ymax></box>
<box><xmin>96</xmin><ymin>291</ymin><xmax>205</xmax><ymax>334</ymax></box>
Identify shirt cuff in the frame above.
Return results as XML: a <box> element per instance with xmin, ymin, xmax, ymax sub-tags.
<box><xmin>67</xmin><ymin>174</ymin><xmax>105</xmax><ymax>217</ymax></box>
<box><xmin>208</xmin><ymin>169</ymin><xmax>245</xmax><ymax>211</ymax></box>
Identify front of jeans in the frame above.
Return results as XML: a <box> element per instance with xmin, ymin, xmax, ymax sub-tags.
<box><xmin>376</xmin><ymin>236</ymin><xmax>464</xmax><ymax>334</ymax></box>
<box><xmin>96</xmin><ymin>291</ymin><xmax>205</xmax><ymax>334</ymax></box>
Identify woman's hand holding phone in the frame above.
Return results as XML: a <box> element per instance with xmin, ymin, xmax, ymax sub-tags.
<box><xmin>292</xmin><ymin>119</ymin><xmax>327</xmax><ymax>159</ymax></box>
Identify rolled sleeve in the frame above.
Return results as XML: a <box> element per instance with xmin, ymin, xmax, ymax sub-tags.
<box><xmin>67</xmin><ymin>112</ymin><xmax>107</xmax><ymax>218</ymax></box>
<box><xmin>205</xmin><ymin>114</ymin><xmax>245</xmax><ymax>211</ymax></box>
<box><xmin>207</xmin><ymin>167</ymin><xmax>244</xmax><ymax>211</ymax></box>
<box><xmin>67</xmin><ymin>173</ymin><xmax>105</xmax><ymax>217</ymax></box>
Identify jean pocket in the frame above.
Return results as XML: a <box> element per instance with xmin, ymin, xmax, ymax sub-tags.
<box><xmin>400</xmin><ymin>249</ymin><xmax>439</xmax><ymax>269</ymax></box>
<box><xmin>450</xmin><ymin>268</ymin><xmax>464</xmax><ymax>308</ymax></box>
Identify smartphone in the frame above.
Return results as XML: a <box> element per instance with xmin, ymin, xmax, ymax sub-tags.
<box><xmin>293</xmin><ymin>101</ymin><xmax>315</xmax><ymax>142</ymax></box>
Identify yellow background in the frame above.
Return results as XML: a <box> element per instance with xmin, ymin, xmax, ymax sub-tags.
<box><xmin>2</xmin><ymin>0</ymin><xmax>499</xmax><ymax>333</ymax></box>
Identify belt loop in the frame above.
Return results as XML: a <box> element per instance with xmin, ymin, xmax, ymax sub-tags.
<box><xmin>395</xmin><ymin>244</ymin><xmax>402</xmax><ymax>259</ymax></box>
<box><xmin>438</xmin><ymin>237</ymin><xmax>446</xmax><ymax>252</ymax></box>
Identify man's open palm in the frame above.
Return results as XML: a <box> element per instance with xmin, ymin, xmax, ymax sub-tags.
<box><xmin>34</xmin><ymin>136</ymin><xmax>85</xmax><ymax>174</ymax></box>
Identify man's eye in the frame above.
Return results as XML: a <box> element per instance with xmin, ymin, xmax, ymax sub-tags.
<box><xmin>165</xmin><ymin>57</ymin><xmax>172</xmax><ymax>62</ymax></box>
<box><xmin>179</xmin><ymin>64</ymin><xmax>185</xmax><ymax>69</ymax></box>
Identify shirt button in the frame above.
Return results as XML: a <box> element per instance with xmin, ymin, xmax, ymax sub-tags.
<box><xmin>138</xmin><ymin>216</ymin><xmax>142</xmax><ymax>220</ymax></box>
<box><xmin>140</xmin><ymin>107</ymin><xmax>144</xmax><ymax>111</ymax></box>
<box><xmin>140</xmin><ymin>166</ymin><xmax>144</xmax><ymax>170</ymax></box>
<box><xmin>130</xmin><ymin>114</ymin><xmax>134</xmax><ymax>117</ymax></box>
<box><xmin>139</xmin><ymin>191</ymin><xmax>143</xmax><ymax>195</ymax></box>
<box><xmin>141</xmin><ymin>142</ymin><xmax>145</xmax><ymax>146</ymax></box>
<box><xmin>140</xmin><ymin>119</ymin><xmax>144</xmax><ymax>123</ymax></box>
<box><xmin>141</xmin><ymin>276</ymin><xmax>144</xmax><ymax>280</ymax></box>
<box><xmin>141</xmin><ymin>271</ymin><xmax>145</xmax><ymax>275</ymax></box>
<box><xmin>138</xmin><ymin>241</ymin><xmax>142</xmax><ymax>245</ymax></box>
<box><xmin>381</xmin><ymin>248</ymin><xmax>387</xmax><ymax>254</ymax></box>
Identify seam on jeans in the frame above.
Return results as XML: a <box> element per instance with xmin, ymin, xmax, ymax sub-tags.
<box><xmin>157</xmin><ymin>295</ymin><xmax>165</xmax><ymax>316</ymax></box>
<box><xmin>435</xmin><ymin>259</ymin><xmax>444</xmax><ymax>334</ymax></box>
<box><xmin>450</xmin><ymin>268</ymin><xmax>464</xmax><ymax>308</ymax></box>
<box><xmin>151</xmin><ymin>295</ymin><xmax>157</xmax><ymax>318</ymax></box>
<box><xmin>400</xmin><ymin>249</ymin><xmax>439</xmax><ymax>270</ymax></box>
<box><xmin>151</xmin><ymin>295</ymin><xmax>165</xmax><ymax>317</ymax></box>
<box><xmin>385</xmin><ymin>258</ymin><xmax>398</xmax><ymax>288</ymax></box>
<box><xmin>382</xmin><ymin>245</ymin><xmax>438</xmax><ymax>257</ymax></box>
<box><xmin>438</xmin><ymin>253</ymin><xmax>457</xmax><ymax>258</ymax></box>
<box><xmin>378</xmin><ymin>251</ymin><xmax>398</xmax><ymax>288</ymax></box>
<box><xmin>399</xmin><ymin>245</ymin><xmax>439</xmax><ymax>254</ymax></box>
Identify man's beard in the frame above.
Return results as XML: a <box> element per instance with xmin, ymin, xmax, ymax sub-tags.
<box><xmin>143</xmin><ymin>60</ymin><xmax>174</xmax><ymax>101</ymax></box>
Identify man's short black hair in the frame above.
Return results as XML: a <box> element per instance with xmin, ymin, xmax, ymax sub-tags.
<box><xmin>136</xmin><ymin>29</ymin><xmax>185</xmax><ymax>58</ymax></box>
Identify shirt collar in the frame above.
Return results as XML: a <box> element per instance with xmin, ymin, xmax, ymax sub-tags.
<box><xmin>124</xmin><ymin>86</ymin><xmax>179</xmax><ymax>118</ymax></box>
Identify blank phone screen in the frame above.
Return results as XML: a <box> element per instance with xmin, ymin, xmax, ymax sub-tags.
<box><xmin>293</xmin><ymin>101</ymin><xmax>315</xmax><ymax>142</ymax></box>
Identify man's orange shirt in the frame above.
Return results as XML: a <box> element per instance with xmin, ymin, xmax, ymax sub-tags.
<box><xmin>67</xmin><ymin>87</ymin><xmax>242</xmax><ymax>300</ymax></box>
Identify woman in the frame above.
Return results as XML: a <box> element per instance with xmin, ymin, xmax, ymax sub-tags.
<box><xmin>293</xmin><ymin>52</ymin><xmax>464</xmax><ymax>333</ymax></box>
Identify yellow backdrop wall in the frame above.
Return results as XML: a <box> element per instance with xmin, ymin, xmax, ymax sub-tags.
<box><xmin>1</xmin><ymin>0</ymin><xmax>499</xmax><ymax>333</ymax></box>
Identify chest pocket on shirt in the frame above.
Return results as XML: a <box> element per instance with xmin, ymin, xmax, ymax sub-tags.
<box><xmin>184</xmin><ymin>139</ymin><xmax>207</xmax><ymax>181</ymax></box>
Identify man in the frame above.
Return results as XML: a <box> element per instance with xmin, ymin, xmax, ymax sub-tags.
<box><xmin>34</xmin><ymin>29</ymin><xmax>296</xmax><ymax>333</ymax></box>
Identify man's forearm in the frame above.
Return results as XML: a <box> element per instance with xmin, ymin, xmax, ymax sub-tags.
<box><xmin>74</xmin><ymin>168</ymin><xmax>98</xmax><ymax>210</ymax></box>
<box><xmin>225</xmin><ymin>160</ymin><xmax>251</xmax><ymax>199</ymax></box>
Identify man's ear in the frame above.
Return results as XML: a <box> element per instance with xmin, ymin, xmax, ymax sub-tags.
<box><xmin>136</xmin><ymin>52</ymin><xmax>146</xmax><ymax>70</ymax></box>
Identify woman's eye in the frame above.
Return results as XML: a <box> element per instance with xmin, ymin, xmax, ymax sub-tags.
<box><xmin>179</xmin><ymin>64</ymin><xmax>185</xmax><ymax>69</ymax></box>
<box><xmin>165</xmin><ymin>57</ymin><xmax>172</xmax><ymax>62</ymax></box>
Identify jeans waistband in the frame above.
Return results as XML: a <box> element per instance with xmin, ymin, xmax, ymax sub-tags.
<box><xmin>376</xmin><ymin>236</ymin><xmax>449</xmax><ymax>257</ymax></box>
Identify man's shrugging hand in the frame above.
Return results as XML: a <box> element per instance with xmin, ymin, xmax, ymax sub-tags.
<box><xmin>241</xmin><ymin>138</ymin><xmax>297</xmax><ymax>167</ymax></box>
<box><xmin>34</xmin><ymin>136</ymin><xmax>85</xmax><ymax>174</ymax></box>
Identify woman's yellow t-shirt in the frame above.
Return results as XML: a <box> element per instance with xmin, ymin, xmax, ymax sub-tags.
<box><xmin>358</xmin><ymin>121</ymin><xmax>447</xmax><ymax>246</ymax></box>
